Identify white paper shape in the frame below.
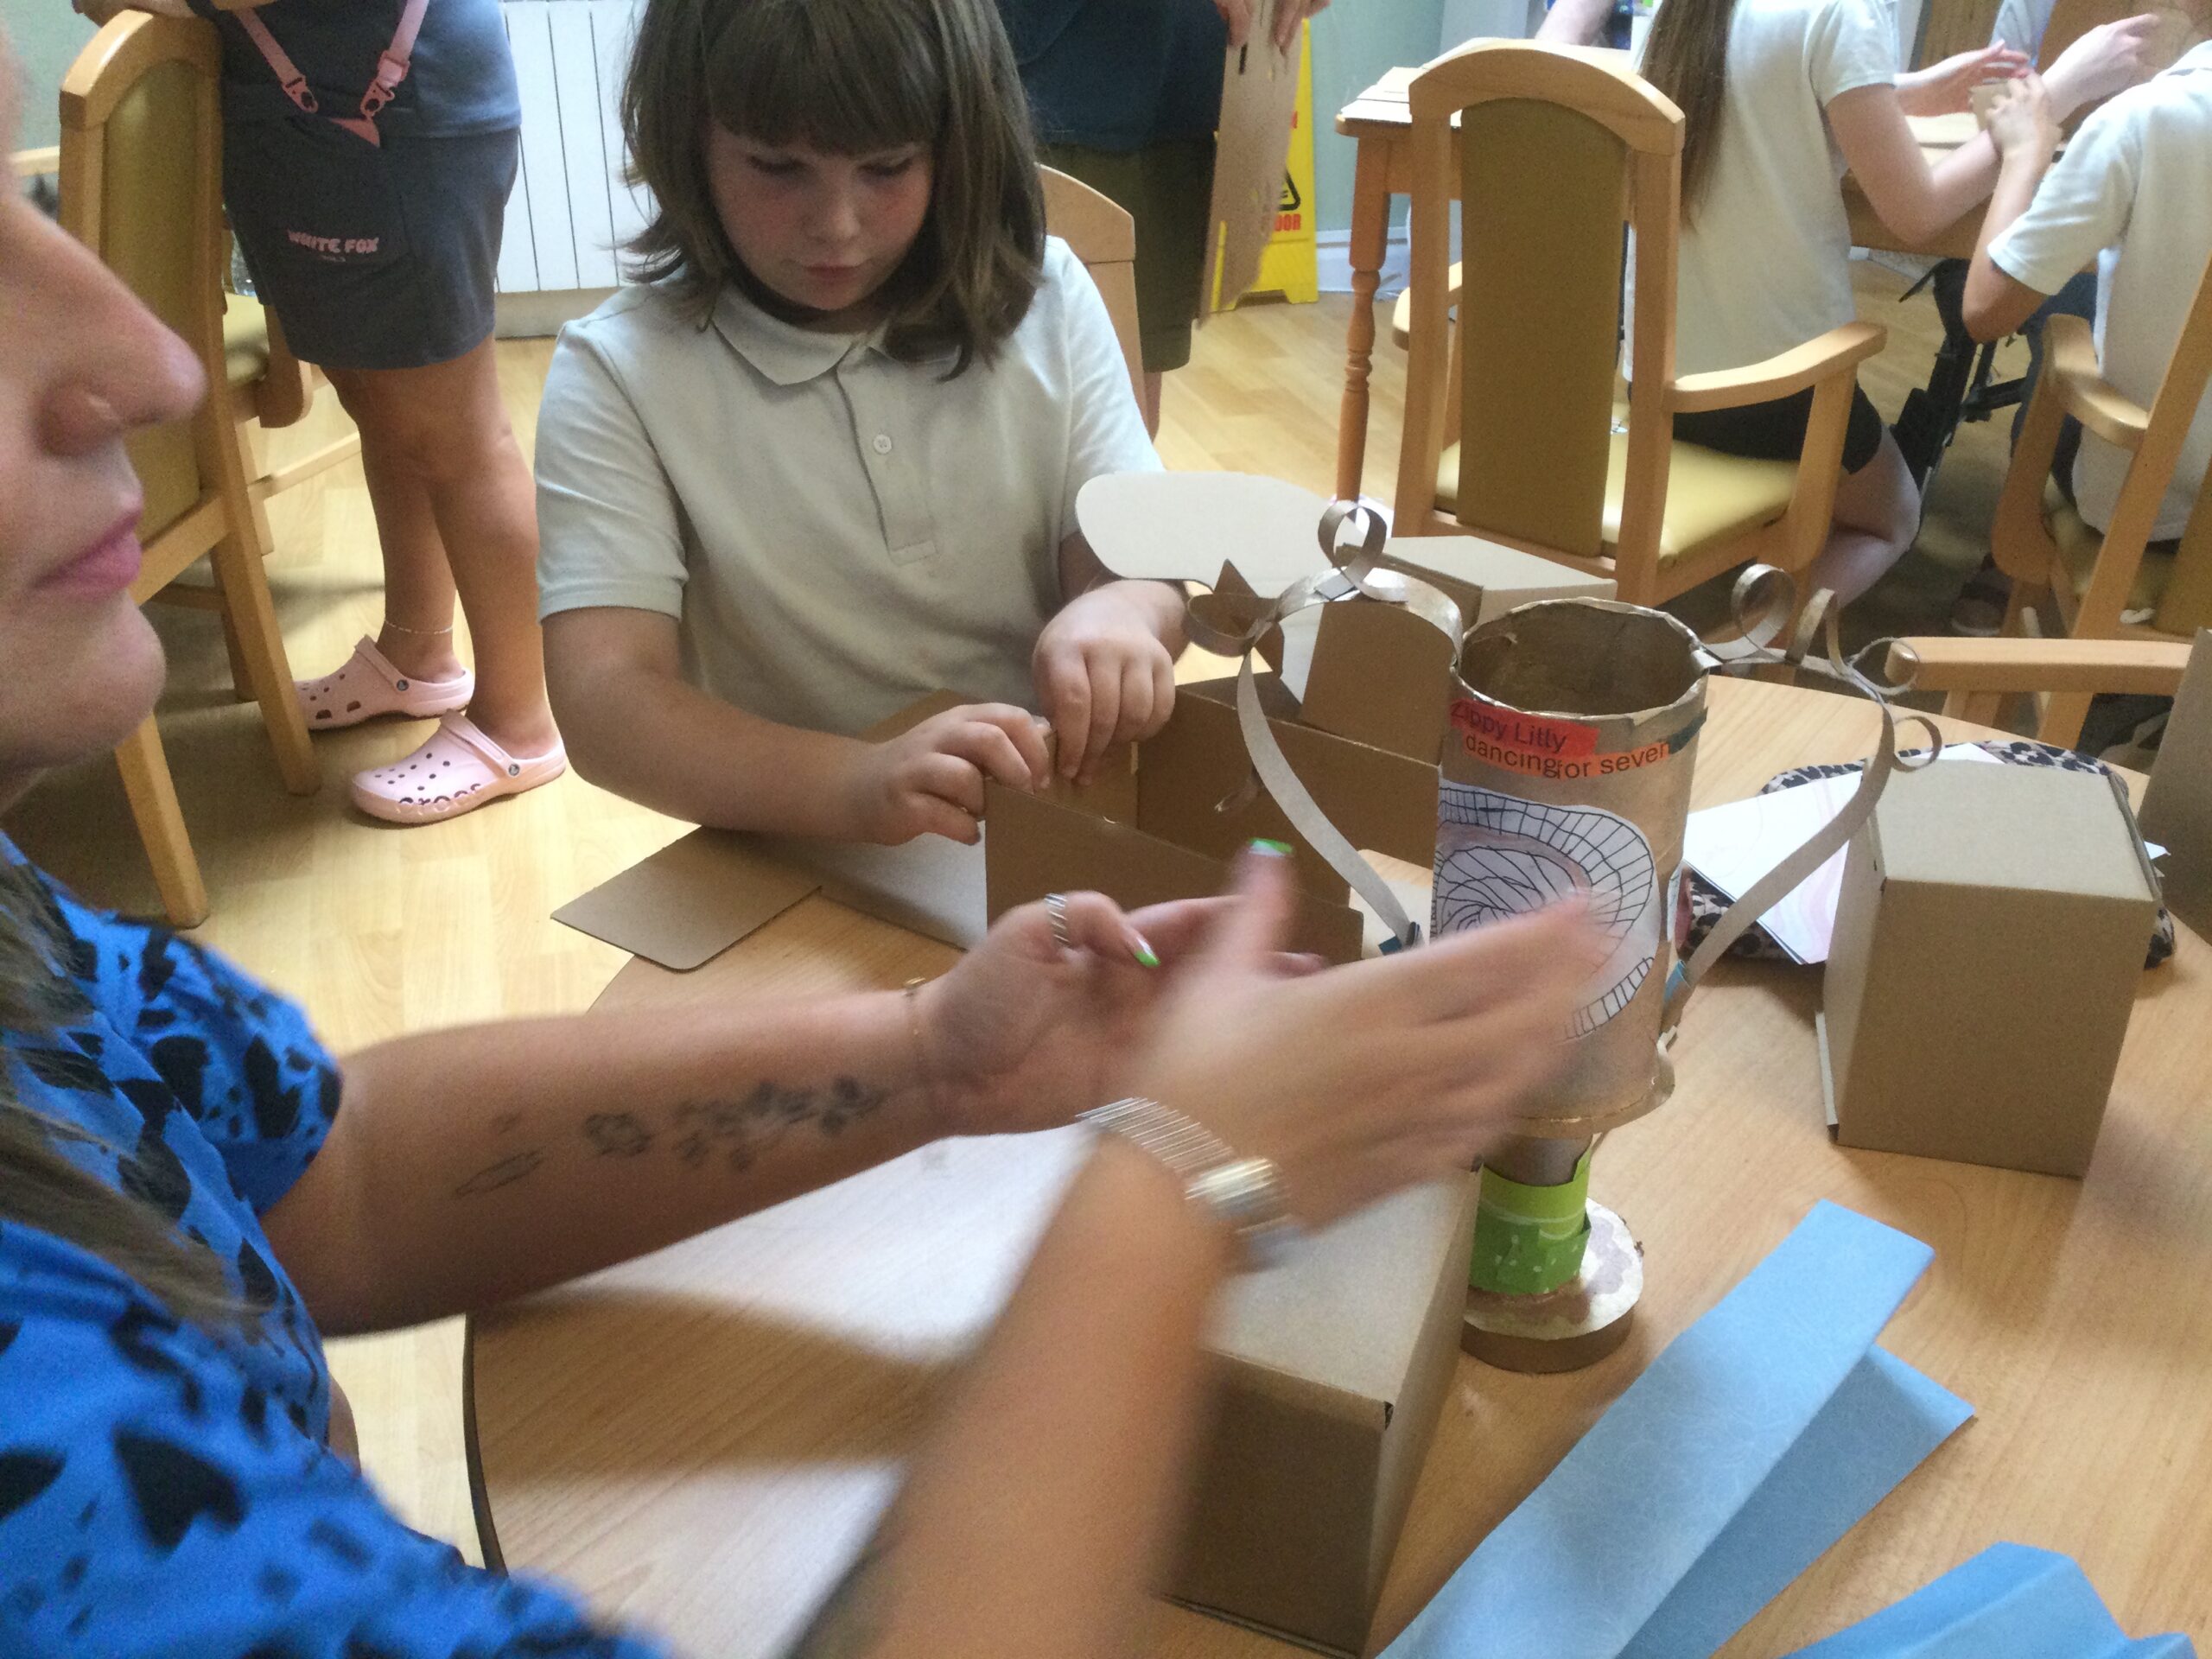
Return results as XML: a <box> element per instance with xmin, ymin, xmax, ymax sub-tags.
<box><xmin>1076</xmin><ymin>471</ymin><xmax>1338</xmax><ymax>594</ymax></box>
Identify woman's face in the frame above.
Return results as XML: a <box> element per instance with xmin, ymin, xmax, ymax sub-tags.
<box><xmin>703</xmin><ymin>126</ymin><xmax>934</xmax><ymax>330</ymax></box>
<box><xmin>0</xmin><ymin>59</ymin><xmax>203</xmax><ymax>807</ymax></box>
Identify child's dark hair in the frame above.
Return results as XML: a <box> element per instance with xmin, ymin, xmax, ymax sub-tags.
<box><xmin>622</xmin><ymin>0</ymin><xmax>1047</xmax><ymax>374</ymax></box>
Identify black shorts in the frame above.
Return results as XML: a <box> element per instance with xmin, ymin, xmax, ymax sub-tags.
<box><xmin>1672</xmin><ymin>381</ymin><xmax>1886</xmax><ymax>475</ymax></box>
<box><xmin>226</xmin><ymin>121</ymin><xmax>518</xmax><ymax>371</ymax></box>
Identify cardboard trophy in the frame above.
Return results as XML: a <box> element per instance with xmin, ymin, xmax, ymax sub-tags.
<box><xmin>1437</xmin><ymin>584</ymin><xmax>1936</xmax><ymax>1370</ymax></box>
<box><xmin>1077</xmin><ymin>475</ymin><xmax>1930</xmax><ymax>1376</ymax></box>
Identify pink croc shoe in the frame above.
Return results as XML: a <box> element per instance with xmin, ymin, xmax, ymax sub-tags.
<box><xmin>349</xmin><ymin>715</ymin><xmax>567</xmax><ymax>825</ymax></box>
<box><xmin>297</xmin><ymin>637</ymin><xmax>473</xmax><ymax>730</ymax></box>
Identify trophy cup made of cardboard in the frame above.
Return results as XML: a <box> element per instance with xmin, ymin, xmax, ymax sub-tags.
<box><xmin>1077</xmin><ymin>473</ymin><xmax>1929</xmax><ymax>1375</ymax></box>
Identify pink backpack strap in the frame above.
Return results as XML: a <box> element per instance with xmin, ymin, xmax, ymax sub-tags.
<box><xmin>234</xmin><ymin>5</ymin><xmax>319</xmax><ymax>114</ymax></box>
<box><xmin>350</xmin><ymin>0</ymin><xmax>432</xmax><ymax>132</ymax></box>
<box><xmin>240</xmin><ymin>0</ymin><xmax>430</xmax><ymax>148</ymax></box>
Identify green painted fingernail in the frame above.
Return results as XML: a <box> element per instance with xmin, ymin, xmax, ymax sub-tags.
<box><xmin>1250</xmin><ymin>838</ymin><xmax>1293</xmax><ymax>855</ymax></box>
<box><xmin>1132</xmin><ymin>937</ymin><xmax>1161</xmax><ymax>969</ymax></box>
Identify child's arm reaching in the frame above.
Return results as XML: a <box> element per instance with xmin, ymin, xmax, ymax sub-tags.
<box><xmin>545</xmin><ymin>607</ymin><xmax>1048</xmax><ymax>843</ymax></box>
<box><xmin>1033</xmin><ymin>533</ymin><xmax>1186</xmax><ymax>786</ymax></box>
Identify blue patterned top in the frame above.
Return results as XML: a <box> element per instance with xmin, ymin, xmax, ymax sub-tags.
<box><xmin>0</xmin><ymin>843</ymin><xmax>660</xmax><ymax>1657</ymax></box>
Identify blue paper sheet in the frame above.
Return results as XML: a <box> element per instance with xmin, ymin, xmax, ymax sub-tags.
<box><xmin>1784</xmin><ymin>1542</ymin><xmax>2198</xmax><ymax>1658</ymax></box>
<box><xmin>1383</xmin><ymin>1201</ymin><xmax>1972</xmax><ymax>1659</ymax></box>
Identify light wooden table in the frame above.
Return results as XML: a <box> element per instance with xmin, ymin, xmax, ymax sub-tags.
<box><xmin>470</xmin><ymin>675</ymin><xmax>2212</xmax><ymax>1658</ymax></box>
<box><xmin>1331</xmin><ymin>63</ymin><xmax>1986</xmax><ymax>501</ymax></box>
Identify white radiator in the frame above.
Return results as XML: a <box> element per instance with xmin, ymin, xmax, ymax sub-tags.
<box><xmin>497</xmin><ymin>0</ymin><xmax>650</xmax><ymax>295</ymax></box>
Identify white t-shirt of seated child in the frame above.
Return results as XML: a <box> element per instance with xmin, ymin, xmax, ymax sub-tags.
<box><xmin>1989</xmin><ymin>43</ymin><xmax>2212</xmax><ymax>543</ymax></box>
<box><xmin>533</xmin><ymin>237</ymin><xmax>1161</xmax><ymax>736</ymax></box>
<box><xmin>1651</xmin><ymin>0</ymin><xmax>1899</xmax><ymax>378</ymax></box>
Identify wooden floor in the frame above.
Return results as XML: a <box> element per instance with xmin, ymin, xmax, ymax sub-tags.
<box><xmin>2</xmin><ymin>266</ymin><xmax>2024</xmax><ymax>1563</ymax></box>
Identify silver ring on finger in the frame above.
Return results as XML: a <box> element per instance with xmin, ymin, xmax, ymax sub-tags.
<box><xmin>1045</xmin><ymin>891</ymin><xmax>1073</xmax><ymax>953</ymax></box>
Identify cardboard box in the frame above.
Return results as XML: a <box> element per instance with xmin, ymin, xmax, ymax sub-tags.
<box><xmin>2138</xmin><ymin>627</ymin><xmax>2212</xmax><ymax>939</ymax></box>
<box><xmin>1176</xmin><ymin>1175</ymin><xmax>1478</xmax><ymax>1656</ymax></box>
<box><xmin>1817</xmin><ymin>761</ymin><xmax>2160</xmax><ymax>1178</ymax></box>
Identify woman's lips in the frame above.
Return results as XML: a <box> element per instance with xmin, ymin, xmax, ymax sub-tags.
<box><xmin>41</xmin><ymin>508</ymin><xmax>143</xmax><ymax>598</ymax></box>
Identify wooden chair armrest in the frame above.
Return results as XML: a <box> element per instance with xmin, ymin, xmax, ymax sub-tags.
<box><xmin>12</xmin><ymin>146</ymin><xmax>61</xmax><ymax>179</ymax></box>
<box><xmin>1392</xmin><ymin>259</ymin><xmax>1462</xmax><ymax>350</ymax></box>
<box><xmin>2041</xmin><ymin>313</ymin><xmax>2149</xmax><ymax>453</ymax></box>
<box><xmin>1668</xmin><ymin>322</ymin><xmax>1886</xmax><ymax>415</ymax></box>
<box><xmin>1886</xmin><ymin>635</ymin><xmax>2194</xmax><ymax>696</ymax></box>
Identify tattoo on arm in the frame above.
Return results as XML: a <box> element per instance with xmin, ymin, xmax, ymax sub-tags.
<box><xmin>449</xmin><ymin>1077</ymin><xmax>891</xmax><ymax>1198</ymax></box>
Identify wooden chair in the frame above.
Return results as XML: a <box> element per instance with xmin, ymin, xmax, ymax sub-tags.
<box><xmin>59</xmin><ymin>13</ymin><xmax>319</xmax><ymax>927</ymax></box>
<box><xmin>1039</xmin><ymin>164</ymin><xmax>1144</xmax><ymax>407</ymax></box>
<box><xmin>1970</xmin><ymin>248</ymin><xmax>2212</xmax><ymax>747</ymax></box>
<box><xmin>1390</xmin><ymin>42</ymin><xmax>1885</xmax><ymax>607</ymax></box>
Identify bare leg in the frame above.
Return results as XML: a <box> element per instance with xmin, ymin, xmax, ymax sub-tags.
<box><xmin>1806</xmin><ymin>431</ymin><xmax>1920</xmax><ymax>608</ymax></box>
<box><xmin>326</xmin><ymin>339</ymin><xmax>556</xmax><ymax>755</ymax></box>
<box><xmin>353</xmin><ymin>442</ymin><xmax>466</xmax><ymax>683</ymax></box>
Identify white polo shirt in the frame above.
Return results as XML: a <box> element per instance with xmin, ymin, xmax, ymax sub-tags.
<box><xmin>535</xmin><ymin>238</ymin><xmax>1160</xmax><ymax>735</ymax></box>
<box><xmin>1989</xmin><ymin>43</ymin><xmax>2212</xmax><ymax>542</ymax></box>
<box><xmin>1643</xmin><ymin>0</ymin><xmax>1899</xmax><ymax>376</ymax></box>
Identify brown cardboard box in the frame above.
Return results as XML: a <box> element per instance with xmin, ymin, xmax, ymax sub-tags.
<box><xmin>2139</xmin><ymin>628</ymin><xmax>2212</xmax><ymax>938</ymax></box>
<box><xmin>985</xmin><ymin>628</ymin><xmax>1446</xmax><ymax>964</ymax></box>
<box><xmin>1817</xmin><ymin>761</ymin><xmax>2161</xmax><ymax>1178</ymax></box>
<box><xmin>1177</xmin><ymin>1175</ymin><xmax>1478</xmax><ymax>1656</ymax></box>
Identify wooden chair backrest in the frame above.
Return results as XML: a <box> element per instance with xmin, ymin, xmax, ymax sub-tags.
<box><xmin>58</xmin><ymin>14</ymin><xmax>226</xmax><ymax>551</ymax></box>
<box><xmin>1396</xmin><ymin>42</ymin><xmax>1682</xmax><ymax>564</ymax></box>
<box><xmin>1040</xmin><ymin>165</ymin><xmax>1144</xmax><ymax>407</ymax></box>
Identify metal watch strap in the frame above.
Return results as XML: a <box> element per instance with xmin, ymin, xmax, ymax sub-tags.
<box><xmin>1078</xmin><ymin>1096</ymin><xmax>1298</xmax><ymax>1270</ymax></box>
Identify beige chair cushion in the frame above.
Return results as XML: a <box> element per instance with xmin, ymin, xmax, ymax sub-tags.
<box><xmin>2045</xmin><ymin>482</ymin><xmax>2172</xmax><ymax>616</ymax></box>
<box><xmin>223</xmin><ymin>295</ymin><xmax>270</xmax><ymax>390</ymax></box>
<box><xmin>1438</xmin><ymin>419</ymin><xmax>1797</xmax><ymax>567</ymax></box>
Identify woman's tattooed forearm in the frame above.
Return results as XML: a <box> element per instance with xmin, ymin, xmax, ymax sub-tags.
<box><xmin>449</xmin><ymin>1077</ymin><xmax>891</xmax><ymax>1197</ymax></box>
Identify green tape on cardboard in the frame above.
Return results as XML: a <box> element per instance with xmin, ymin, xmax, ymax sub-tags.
<box><xmin>1470</xmin><ymin>1150</ymin><xmax>1593</xmax><ymax>1296</ymax></box>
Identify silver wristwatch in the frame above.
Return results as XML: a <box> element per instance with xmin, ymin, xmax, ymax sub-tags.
<box><xmin>1078</xmin><ymin>1096</ymin><xmax>1300</xmax><ymax>1271</ymax></box>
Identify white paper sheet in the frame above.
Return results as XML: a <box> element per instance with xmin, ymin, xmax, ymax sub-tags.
<box><xmin>1686</xmin><ymin>750</ymin><xmax>2169</xmax><ymax>964</ymax></box>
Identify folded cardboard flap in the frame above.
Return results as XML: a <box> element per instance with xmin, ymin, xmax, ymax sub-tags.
<box><xmin>550</xmin><ymin>830</ymin><xmax>823</xmax><ymax>972</ymax></box>
<box><xmin>984</xmin><ymin>781</ymin><xmax>1365</xmax><ymax>961</ymax></box>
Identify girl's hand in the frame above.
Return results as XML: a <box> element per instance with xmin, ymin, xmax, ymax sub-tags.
<box><xmin>838</xmin><ymin>703</ymin><xmax>1049</xmax><ymax>845</ymax></box>
<box><xmin>1033</xmin><ymin>587</ymin><xmax>1177</xmax><ymax>785</ymax></box>
<box><xmin>1986</xmin><ymin>73</ymin><xmax>2061</xmax><ymax>162</ymax></box>
<box><xmin>1894</xmin><ymin>43</ymin><xmax>2030</xmax><ymax>116</ymax></box>
<box><xmin>1125</xmin><ymin>849</ymin><xmax>1598</xmax><ymax>1228</ymax></box>
<box><xmin>2044</xmin><ymin>14</ymin><xmax>2163</xmax><ymax>119</ymax></box>
<box><xmin>919</xmin><ymin>886</ymin><xmax>1324</xmax><ymax>1137</ymax></box>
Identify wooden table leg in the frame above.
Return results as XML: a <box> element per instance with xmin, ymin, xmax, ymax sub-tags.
<box><xmin>1335</xmin><ymin>137</ymin><xmax>1392</xmax><ymax>503</ymax></box>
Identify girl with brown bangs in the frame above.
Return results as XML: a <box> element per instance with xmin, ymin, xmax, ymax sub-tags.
<box><xmin>534</xmin><ymin>0</ymin><xmax>1190</xmax><ymax>846</ymax></box>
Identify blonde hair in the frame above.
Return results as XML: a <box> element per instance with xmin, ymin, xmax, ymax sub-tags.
<box><xmin>620</xmin><ymin>0</ymin><xmax>1046</xmax><ymax>374</ymax></box>
<box><xmin>0</xmin><ymin>859</ymin><xmax>240</xmax><ymax>1328</ymax></box>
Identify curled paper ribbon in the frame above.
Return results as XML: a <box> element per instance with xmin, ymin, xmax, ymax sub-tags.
<box><xmin>1662</xmin><ymin>572</ymin><xmax>1939</xmax><ymax>1035</ymax></box>
<box><xmin>1183</xmin><ymin>499</ymin><xmax>1465</xmax><ymax>951</ymax></box>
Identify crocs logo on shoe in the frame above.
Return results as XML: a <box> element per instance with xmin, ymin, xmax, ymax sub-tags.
<box><xmin>507</xmin><ymin>763</ymin><xmax>519</xmax><ymax>776</ymax></box>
